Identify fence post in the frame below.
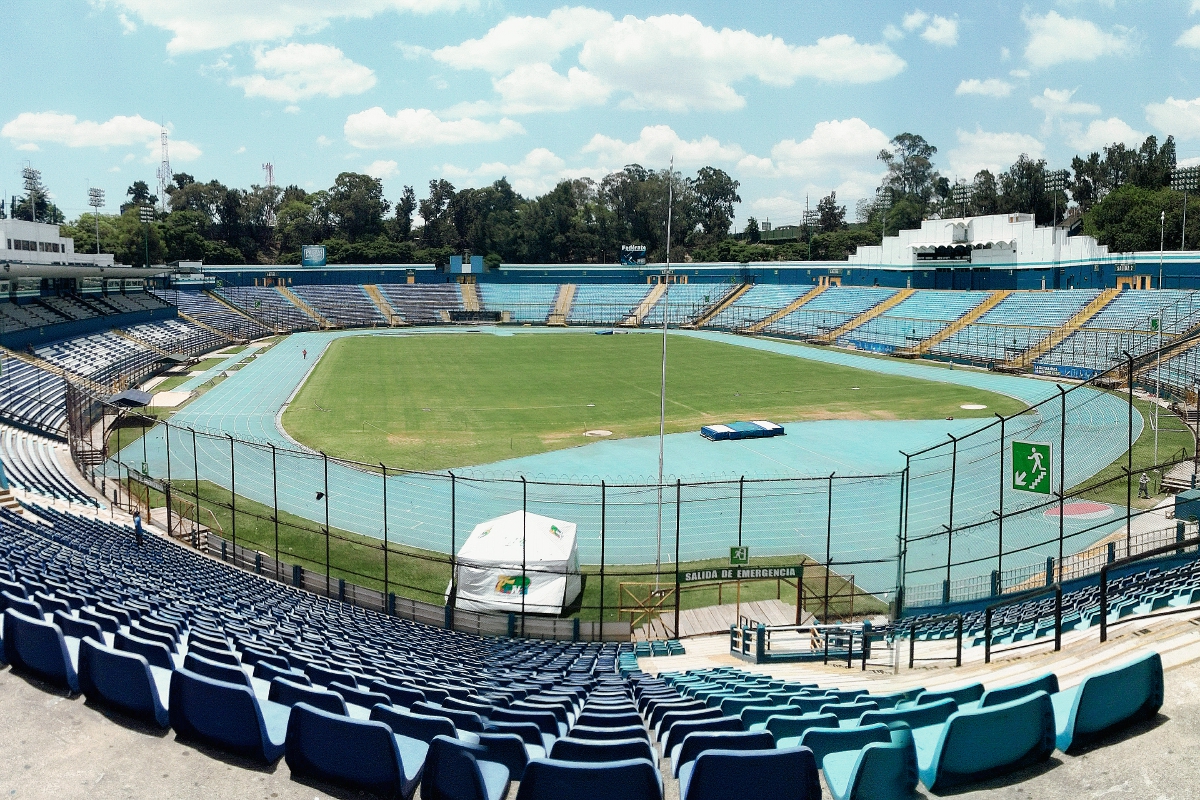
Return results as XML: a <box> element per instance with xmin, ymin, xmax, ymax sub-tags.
<box><xmin>382</xmin><ymin>464</ymin><xmax>389</xmax><ymax>603</ymax></box>
<box><xmin>996</xmin><ymin>414</ymin><xmax>1005</xmax><ymax>580</ymax></box>
<box><xmin>737</xmin><ymin>475</ymin><xmax>744</xmax><ymax>546</ymax></box>
<box><xmin>990</xmin><ymin>570</ymin><xmax>1000</xmax><ymax>597</ymax></box>
<box><xmin>228</xmin><ymin>434</ymin><xmax>236</xmax><ymax>562</ymax></box>
<box><xmin>165</xmin><ymin>421</ymin><xmax>172</xmax><ymax>487</ymax></box>
<box><xmin>520</xmin><ymin>476</ymin><xmax>527</xmax><ymax>638</ymax></box>
<box><xmin>191</xmin><ymin>428</ymin><xmax>200</xmax><ymax>546</ymax></box>
<box><xmin>323</xmin><ymin>451</ymin><xmax>330</xmax><ymax>597</ymax></box>
<box><xmin>946</xmin><ymin>434</ymin><xmax>958</xmax><ymax>592</ymax></box>
<box><xmin>795</xmin><ymin>563</ymin><xmax>805</xmax><ymax>625</ymax></box>
<box><xmin>824</xmin><ymin>472</ymin><xmax>834</xmax><ymax>623</ymax></box>
<box><xmin>1058</xmin><ymin>385</ymin><xmax>1067</xmax><ymax>578</ymax></box>
<box><xmin>271</xmin><ymin>443</ymin><xmax>279</xmax><ymax>580</ymax></box>
<box><xmin>894</xmin><ymin>464</ymin><xmax>908</xmax><ymax>619</ymax></box>
<box><xmin>674</xmin><ymin>479</ymin><xmax>682</xmax><ymax>640</ymax></box>
<box><xmin>449</xmin><ymin>471</ymin><xmax>456</xmax><ymax>619</ymax></box>
<box><xmin>1178</xmin><ymin>520</ymin><xmax>1186</xmax><ymax>554</ymax></box>
<box><xmin>1107</xmin><ymin>541</ymin><xmax>1116</xmax><ymax>563</ymax></box>
<box><xmin>1045</xmin><ymin>557</ymin><xmax>1054</xmax><ymax>587</ymax></box>
<box><xmin>1126</xmin><ymin>351</ymin><xmax>1134</xmax><ymax>556</ymax></box>
<box><xmin>941</xmin><ymin>579</ymin><xmax>949</xmax><ymax>605</ymax></box>
<box><xmin>908</xmin><ymin>621</ymin><xmax>916</xmax><ymax>669</ymax></box>
<box><xmin>599</xmin><ymin>481</ymin><xmax>606</xmax><ymax>639</ymax></box>
<box><xmin>1054</xmin><ymin>585</ymin><xmax>1062</xmax><ymax>652</ymax></box>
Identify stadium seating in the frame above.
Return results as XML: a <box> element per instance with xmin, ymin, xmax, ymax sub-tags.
<box><xmin>932</xmin><ymin>290</ymin><xmax>1098</xmax><ymax>363</ymax></box>
<box><xmin>422</xmin><ymin>734</ymin><xmax>510</xmax><ymax>800</ymax></box>
<box><xmin>291</xmin><ymin>285</ymin><xmax>386</xmax><ymax>327</ymax></box>
<box><xmin>706</xmin><ymin>283</ymin><xmax>812</xmax><ymax>330</ymax></box>
<box><xmin>479</xmin><ymin>284</ymin><xmax>559</xmax><ymax>323</ymax></box>
<box><xmin>837</xmin><ymin>290</ymin><xmax>985</xmax><ymax>352</ymax></box>
<box><xmin>77</xmin><ymin>637</ymin><xmax>171</xmax><ymax>727</ymax></box>
<box><xmin>0</xmin><ymin>353</ymin><xmax>66</xmax><ymax>433</ymax></box>
<box><xmin>217</xmin><ymin>287</ymin><xmax>313</xmax><ymax>331</ymax></box>
<box><xmin>643</xmin><ymin>284</ymin><xmax>727</xmax><ymax>326</ymax></box>
<box><xmin>0</xmin><ymin>426</ymin><xmax>97</xmax><ymax>505</ymax></box>
<box><xmin>820</xmin><ymin>724</ymin><xmax>918</xmax><ymax>800</ymax></box>
<box><xmin>151</xmin><ymin>289</ymin><xmax>269</xmax><ymax>340</ymax></box>
<box><xmin>765</xmin><ymin>287</ymin><xmax>897</xmax><ymax>338</ymax></box>
<box><xmin>35</xmin><ymin>331</ymin><xmax>164</xmax><ymax>386</ymax></box>
<box><xmin>678</xmin><ymin>747</ymin><xmax>820</xmax><ymax>800</ymax></box>
<box><xmin>378</xmin><ymin>284</ymin><xmax>463</xmax><ymax>324</ymax></box>
<box><xmin>1052</xmin><ymin>651</ymin><xmax>1163</xmax><ymax>752</ymax></box>
<box><xmin>569</xmin><ymin>284</ymin><xmax>651</xmax><ymax>324</ymax></box>
<box><xmin>514</xmin><ymin>758</ymin><xmax>663</xmax><ymax>800</ymax></box>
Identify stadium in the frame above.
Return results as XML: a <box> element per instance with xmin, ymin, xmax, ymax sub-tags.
<box><xmin>3</xmin><ymin>204</ymin><xmax>1200</xmax><ymax>797</ymax></box>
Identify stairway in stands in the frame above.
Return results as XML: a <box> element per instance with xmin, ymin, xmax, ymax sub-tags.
<box><xmin>814</xmin><ymin>288</ymin><xmax>914</xmax><ymax>344</ymax></box>
<box><xmin>547</xmin><ymin>284</ymin><xmax>575</xmax><ymax>326</ymax></box>
<box><xmin>900</xmin><ymin>290</ymin><xmax>1011</xmax><ymax>357</ymax></box>
<box><xmin>363</xmin><ymin>285</ymin><xmax>401</xmax><ymax>325</ymax></box>
<box><xmin>690</xmin><ymin>282</ymin><xmax>750</xmax><ymax>329</ymax></box>
<box><xmin>277</xmin><ymin>286</ymin><xmax>329</xmax><ymax>328</ymax></box>
<box><xmin>623</xmin><ymin>283</ymin><xmax>666</xmax><ymax>326</ymax></box>
<box><xmin>460</xmin><ymin>283</ymin><xmax>481</xmax><ymax>313</ymax></box>
<box><xmin>747</xmin><ymin>284</ymin><xmax>827</xmax><ymax>333</ymax></box>
<box><xmin>1003</xmin><ymin>287</ymin><xmax>1120</xmax><ymax>370</ymax></box>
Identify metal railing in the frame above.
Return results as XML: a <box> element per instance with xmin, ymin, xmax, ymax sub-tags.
<box><xmin>984</xmin><ymin>582</ymin><xmax>1062</xmax><ymax>663</ymax></box>
<box><xmin>903</xmin><ymin>613</ymin><xmax>963</xmax><ymax>668</ymax></box>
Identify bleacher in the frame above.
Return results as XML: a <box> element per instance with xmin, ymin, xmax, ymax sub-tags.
<box><xmin>35</xmin><ymin>331</ymin><xmax>162</xmax><ymax>386</ymax></box>
<box><xmin>217</xmin><ymin>287</ymin><xmax>314</xmax><ymax>331</ymax></box>
<box><xmin>0</xmin><ymin>300</ymin><xmax>65</xmax><ymax>332</ymax></box>
<box><xmin>931</xmin><ymin>290</ymin><xmax>1099</xmax><ymax>363</ymax></box>
<box><xmin>568</xmin><ymin>284</ymin><xmax>650</xmax><ymax>324</ymax></box>
<box><xmin>643</xmin><ymin>284</ymin><xmax>725</xmax><ymax>326</ymax></box>
<box><xmin>0</xmin><ymin>427</ymin><xmax>96</xmax><ymax>506</ymax></box>
<box><xmin>124</xmin><ymin>319</ymin><xmax>226</xmax><ymax>357</ymax></box>
<box><xmin>765</xmin><ymin>287</ymin><xmax>898</xmax><ymax>338</ymax></box>
<box><xmin>377</xmin><ymin>284</ymin><xmax>463</xmax><ymax>324</ymax></box>
<box><xmin>151</xmin><ymin>289</ymin><xmax>268</xmax><ymax>340</ymax></box>
<box><xmin>706</xmin><ymin>284</ymin><xmax>812</xmax><ymax>330</ymax></box>
<box><xmin>290</xmin><ymin>285</ymin><xmax>386</xmax><ymax>327</ymax></box>
<box><xmin>838</xmin><ymin>291</ymin><xmax>986</xmax><ymax>353</ymax></box>
<box><xmin>99</xmin><ymin>292</ymin><xmax>169</xmax><ymax>314</ymax></box>
<box><xmin>40</xmin><ymin>296</ymin><xmax>98</xmax><ymax>321</ymax></box>
<box><xmin>479</xmin><ymin>284</ymin><xmax>559</xmax><ymax>323</ymax></box>
<box><xmin>0</xmin><ymin>353</ymin><xmax>66</xmax><ymax>433</ymax></box>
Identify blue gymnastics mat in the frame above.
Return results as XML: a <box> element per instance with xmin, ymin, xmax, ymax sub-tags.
<box><xmin>700</xmin><ymin>420</ymin><xmax>786</xmax><ymax>441</ymax></box>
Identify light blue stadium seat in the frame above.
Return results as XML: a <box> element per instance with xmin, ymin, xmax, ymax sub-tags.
<box><xmin>1052</xmin><ymin>651</ymin><xmax>1163</xmax><ymax>752</ymax></box>
<box><xmin>168</xmin><ymin>667</ymin><xmax>289</xmax><ymax>762</ymax></box>
<box><xmin>821</xmin><ymin>723</ymin><xmax>919</xmax><ymax>800</ymax></box>
<box><xmin>78</xmin><ymin>638</ymin><xmax>170</xmax><ymax>727</ymax></box>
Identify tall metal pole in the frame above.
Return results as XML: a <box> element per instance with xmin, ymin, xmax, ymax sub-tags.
<box><xmin>191</xmin><ymin>428</ymin><xmax>200</xmax><ymax>543</ymax></box>
<box><xmin>656</xmin><ymin>157</ymin><xmax>675</xmax><ymax>591</ymax></box>
<box><xmin>1159</xmin><ymin>210</ymin><xmax>1165</xmax><ymax>290</ymax></box>
<box><xmin>599</xmin><ymin>481</ymin><xmax>606</xmax><ymax>639</ymax></box>
<box><xmin>674</xmin><ymin>479</ymin><xmax>682</xmax><ymax>640</ymax></box>
<box><xmin>450</xmin><ymin>472</ymin><xmax>457</xmax><ymax>611</ymax></box>
<box><xmin>1126</xmin><ymin>352</ymin><xmax>1134</xmax><ymax>555</ymax></box>
<box><xmin>272</xmin><ymin>443</ymin><xmax>279</xmax><ymax>579</ymax></box>
<box><xmin>228</xmin><ymin>434</ymin><xmax>236</xmax><ymax>561</ymax></box>
<box><xmin>521</xmin><ymin>476</ymin><xmax>527</xmax><ymax>637</ymax></box>
<box><xmin>381</xmin><ymin>464</ymin><xmax>389</xmax><ymax>601</ymax></box>
<box><xmin>1155</xmin><ymin>325</ymin><xmax>1162</xmax><ymax>476</ymax></box>
<box><xmin>996</xmin><ymin>414</ymin><xmax>1006</xmax><ymax>585</ymax></box>
<box><xmin>324</xmin><ymin>451</ymin><xmax>330</xmax><ymax>597</ymax></box>
<box><xmin>1058</xmin><ymin>386</ymin><xmax>1067</xmax><ymax>580</ymax></box>
<box><xmin>823</xmin><ymin>472</ymin><xmax>834</xmax><ymax>622</ymax></box>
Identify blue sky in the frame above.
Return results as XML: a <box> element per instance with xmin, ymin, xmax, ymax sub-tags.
<box><xmin>4</xmin><ymin>0</ymin><xmax>1200</xmax><ymax>228</ymax></box>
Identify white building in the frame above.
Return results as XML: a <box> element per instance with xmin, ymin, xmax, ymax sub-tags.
<box><xmin>0</xmin><ymin>218</ymin><xmax>114</xmax><ymax>267</ymax></box>
<box><xmin>848</xmin><ymin>213</ymin><xmax>1108</xmax><ymax>268</ymax></box>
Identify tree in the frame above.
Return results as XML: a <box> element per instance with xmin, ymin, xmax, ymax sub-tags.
<box><xmin>816</xmin><ymin>191</ymin><xmax>846</xmax><ymax>232</ymax></box>
<box><xmin>394</xmin><ymin>185</ymin><xmax>416</xmax><ymax>240</ymax></box>
<box><xmin>689</xmin><ymin>167</ymin><xmax>740</xmax><ymax>242</ymax></box>
<box><xmin>121</xmin><ymin>181</ymin><xmax>157</xmax><ymax>213</ymax></box>
<box><xmin>418</xmin><ymin>179</ymin><xmax>458</xmax><ymax>250</ymax></box>
<box><xmin>743</xmin><ymin>217</ymin><xmax>760</xmax><ymax>243</ymax></box>
<box><xmin>322</xmin><ymin>172</ymin><xmax>389</xmax><ymax>243</ymax></box>
<box><xmin>998</xmin><ymin>155</ymin><xmax>1066</xmax><ymax>224</ymax></box>
<box><xmin>878</xmin><ymin>133</ymin><xmax>940</xmax><ymax>202</ymax></box>
<box><xmin>969</xmin><ymin>170</ymin><xmax>1000</xmax><ymax>216</ymax></box>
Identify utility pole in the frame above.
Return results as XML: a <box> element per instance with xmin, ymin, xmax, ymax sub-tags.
<box><xmin>656</xmin><ymin>156</ymin><xmax>674</xmax><ymax>590</ymax></box>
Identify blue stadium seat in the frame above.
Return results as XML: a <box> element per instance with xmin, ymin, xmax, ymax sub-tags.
<box><xmin>183</xmin><ymin>651</ymin><xmax>252</xmax><ymax>688</ymax></box>
<box><xmin>53</xmin><ymin>610</ymin><xmax>104</xmax><ymax>644</ymax></box>
<box><xmin>78</xmin><ymin>638</ymin><xmax>170</xmax><ymax>727</ymax></box>
<box><xmin>268</xmin><ymin>676</ymin><xmax>349</xmax><ymax>716</ymax></box>
<box><xmin>285</xmin><ymin>702</ymin><xmax>426</xmax><ymax>799</ymax></box>
<box><xmin>792</xmin><ymin>723</ymin><xmax>891</xmax><ymax>762</ymax></box>
<box><xmin>569</xmin><ymin>724</ymin><xmax>649</xmax><ymax>742</ymax></box>
<box><xmin>821</xmin><ymin>723</ymin><xmax>919</xmax><ymax>800</ymax></box>
<box><xmin>672</xmin><ymin>730</ymin><xmax>774</xmax><ymax>777</ymax></box>
<box><xmin>550</xmin><ymin>736</ymin><xmax>656</xmax><ymax>764</ymax></box>
<box><xmin>3</xmin><ymin>608</ymin><xmax>79</xmax><ymax>692</ymax></box>
<box><xmin>661</xmin><ymin>716</ymin><xmax>742</xmax><ymax>759</ymax></box>
<box><xmin>914</xmin><ymin>692</ymin><xmax>1055</xmax><ymax>792</ymax></box>
<box><xmin>422</xmin><ymin>734</ymin><xmax>511</xmax><ymax>800</ymax></box>
<box><xmin>1053</xmin><ymin>652</ymin><xmax>1163</xmax><ymax>752</ymax></box>
<box><xmin>758</xmin><ymin>712</ymin><xmax>839</xmax><ymax>743</ymax></box>
<box><xmin>975</xmin><ymin>673</ymin><xmax>1059</xmax><ymax>709</ymax></box>
<box><xmin>514</xmin><ymin>757</ymin><xmax>662</xmax><ymax>800</ymax></box>
<box><xmin>679</xmin><ymin>746</ymin><xmax>820</xmax><ymax>800</ymax></box>
<box><xmin>911</xmin><ymin>682</ymin><xmax>984</xmax><ymax>707</ymax></box>
<box><xmin>859</xmin><ymin>698</ymin><xmax>957</xmax><ymax>729</ymax></box>
<box><xmin>168</xmin><ymin>668</ymin><xmax>289</xmax><ymax>762</ymax></box>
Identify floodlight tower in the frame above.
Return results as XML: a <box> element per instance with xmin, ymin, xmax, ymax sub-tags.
<box><xmin>22</xmin><ymin>166</ymin><xmax>41</xmax><ymax>223</ymax></box>
<box><xmin>156</xmin><ymin>128</ymin><xmax>171</xmax><ymax>212</ymax></box>
<box><xmin>1044</xmin><ymin>169</ymin><xmax>1068</xmax><ymax>242</ymax></box>
<box><xmin>952</xmin><ymin>180</ymin><xmax>970</xmax><ymax>219</ymax></box>
<box><xmin>262</xmin><ymin>162</ymin><xmax>277</xmax><ymax>227</ymax></box>
<box><xmin>87</xmin><ymin>186</ymin><xmax>105</xmax><ymax>254</ymax></box>
<box><xmin>1173</xmin><ymin>165</ymin><xmax>1200</xmax><ymax>251</ymax></box>
<box><xmin>139</xmin><ymin>205</ymin><xmax>154</xmax><ymax>268</ymax></box>
<box><xmin>875</xmin><ymin>187</ymin><xmax>892</xmax><ymax>253</ymax></box>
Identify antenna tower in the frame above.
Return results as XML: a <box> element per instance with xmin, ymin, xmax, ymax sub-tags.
<box><xmin>262</xmin><ymin>162</ymin><xmax>276</xmax><ymax>227</ymax></box>
<box><xmin>156</xmin><ymin>127</ymin><xmax>171</xmax><ymax>212</ymax></box>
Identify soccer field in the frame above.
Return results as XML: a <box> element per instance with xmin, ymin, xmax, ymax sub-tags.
<box><xmin>282</xmin><ymin>332</ymin><xmax>1024</xmax><ymax>470</ymax></box>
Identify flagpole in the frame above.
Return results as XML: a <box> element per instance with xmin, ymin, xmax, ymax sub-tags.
<box><xmin>656</xmin><ymin>157</ymin><xmax>674</xmax><ymax>591</ymax></box>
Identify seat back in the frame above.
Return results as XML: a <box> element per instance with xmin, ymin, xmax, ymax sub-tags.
<box><xmin>663</xmin><ymin>716</ymin><xmax>742</xmax><ymax>756</ymax></box>
<box><xmin>1064</xmin><ymin>651</ymin><xmax>1163</xmax><ymax>745</ymax></box>
<box><xmin>414</xmin><ymin>701</ymin><xmax>485</xmax><ymax>733</ymax></box>
<box><xmin>514</xmin><ymin>757</ymin><xmax>661</xmax><ymax>800</ymax></box>
<box><xmin>168</xmin><ymin>668</ymin><xmax>277</xmax><ymax>762</ymax></box>
<box><xmin>490</xmin><ymin>707</ymin><xmax>558</xmax><ymax>737</ymax></box>
<box><xmin>840</xmin><ymin>737</ymin><xmax>919</xmax><ymax>800</ymax></box>
<box><xmin>284</xmin><ymin>703</ymin><xmax>406</xmax><ymax>797</ymax></box>
<box><xmin>370</xmin><ymin>680</ymin><xmax>425</xmax><ymax>707</ymax></box>
<box><xmin>676</xmin><ymin>730</ymin><xmax>774</xmax><ymax>775</ymax></box>
<box><xmin>477</xmin><ymin>732</ymin><xmax>531</xmax><ymax>780</ymax></box>
<box><xmin>79</xmin><ymin>607</ymin><xmax>120</xmax><ymax>633</ymax></box>
<box><xmin>575</xmin><ymin>710</ymin><xmax>641</xmax><ymax>729</ymax></box>
<box><xmin>329</xmin><ymin>680</ymin><xmax>392</xmax><ymax>710</ymax></box>
<box><xmin>370</xmin><ymin>704</ymin><xmax>457</xmax><ymax>743</ymax></box>
<box><xmin>4</xmin><ymin>592</ymin><xmax>44</xmax><ymax>619</ymax></box>
<box><xmin>424</xmin><ymin>734</ymin><xmax>501</xmax><ymax>800</ymax></box>
<box><xmin>53</xmin><ymin>610</ymin><xmax>104</xmax><ymax>644</ymax></box>
<box><xmin>254</xmin><ymin>660</ymin><xmax>309</xmax><ymax>684</ymax></box>
<box><xmin>979</xmin><ymin>673</ymin><xmax>1059</xmax><ymax>708</ymax></box>
<box><xmin>860</xmin><ymin>697</ymin><xmax>957</xmax><ymax>729</ymax></box>
<box><xmin>188</xmin><ymin>641</ymin><xmax>238</xmax><ymax>665</ymax></box>
<box><xmin>763</xmin><ymin>712</ymin><xmax>839</xmax><ymax>742</ymax></box>
<box><xmin>183</xmin><ymin>652</ymin><xmax>251</xmax><ymax>688</ymax></box>
<box><xmin>922</xmin><ymin>692</ymin><xmax>1055</xmax><ymax>792</ymax></box>
<box><xmin>683</xmin><ymin>747</ymin><xmax>820</xmax><ymax>800</ymax></box>
<box><xmin>77</xmin><ymin>638</ymin><xmax>166</xmax><ymax>726</ymax></box>
<box><xmin>797</xmin><ymin>723</ymin><xmax>891</xmax><ymax>763</ymax></box>
<box><xmin>484</xmin><ymin>720</ymin><xmax>544</xmax><ymax>748</ymax></box>
<box><xmin>115</xmin><ymin>631</ymin><xmax>174</xmax><ymax>670</ymax></box>
<box><xmin>569</xmin><ymin>724</ymin><xmax>648</xmax><ymax>742</ymax></box>
<box><xmin>817</xmin><ymin>701</ymin><xmax>879</xmax><ymax>721</ymax></box>
<box><xmin>915</xmin><ymin>682</ymin><xmax>984</xmax><ymax>707</ymax></box>
<box><xmin>3</xmin><ymin>608</ymin><xmax>78</xmax><ymax>692</ymax></box>
<box><xmin>269</xmin><ymin>676</ymin><xmax>348</xmax><ymax>716</ymax></box>
<box><xmin>551</xmin><ymin>736</ymin><xmax>655</xmax><ymax>764</ymax></box>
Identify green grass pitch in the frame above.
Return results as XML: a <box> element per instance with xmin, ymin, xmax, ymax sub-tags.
<box><xmin>281</xmin><ymin>332</ymin><xmax>1025</xmax><ymax>470</ymax></box>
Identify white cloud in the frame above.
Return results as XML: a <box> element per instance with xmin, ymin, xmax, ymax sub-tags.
<box><xmin>1000</xmin><ymin>46</ymin><xmax>1011</xmax><ymax>60</ymax></box>
<box><xmin>344</xmin><ymin>107</ymin><xmax>524</xmax><ymax>148</ymax></box>
<box><xmin>433</xmin><ymin>7</ymin><xmax>612</xmax><ymax>73</ymax></box>
<box><xmin>581</xmin><ymin>125</ymin><xmax>745</xmax><ymax>170</ymax></box>
<box><xmin>493</xmin><ymin>64</ymin><xmax>610</xmax><ymax>114</ymax></box>
<box><xmin>956</xmin><ymin>78</ymin><xmax>1012</xmax><ymax>97</ymax></box>
<box><xmin>101</xmin><ymin>0</ymin><xmax>478</xmax><ymax>54</ymax></box>
<box><xmin>1064</xmin><ymin>117</ymin><xmax>1146</xmax><ymax>151</ymax></box>
<box><xmin>16</xmin><ymin>143</ymin><xmax>39</xmax><ymax>151</ymax></box>
<box><xmin>883</xmin><ymin>24</ymin><xmax>903</xmax><ymax>41</ymax></box>
<box><xmin>234</xmin><ymin>145</ymin><xmax>246</xmax><ymax>154</ymax></box>
<box><xmin>749</xmin><ymin>195</ymin><xmax>807</xmax><ymax>226</ymax></box>
<box><xmin>1146</xmin><ymin>96</ymin><xmax>1200</xmax><ymax>140</ymax></box>
<box><xmin>948</xmin><ymin>128</ymin><xmax>1044</xmax><ymax>176</ymax></box>
<box><xmin>1193</xmin><ymin>1</ymin><xmax>1200</xmax><ymax>13</ymax></box>
<box><xmin>1031</xmin><ymin>88</ymin><xmax>1101</xmax><ymax>122</ymax></box>
<box><xmin>443</xmin><ymin>148</ymin><xmax>592</xmax><ymax>196</ymax></box>
<box><xmin>1</xmin><ymin>111</ymin><xmax>202</xmax><ymax>161</ymax></box>
<box><xmin>365</xmin><ymin>159</ymin><xmax>399</xmax><ymax>179</ymax></box>
<box><xmin>434</xmin><ymin>10</ymin><xmax>904</xmax><ymax>113</ymax></box>
<box><xmin>1179</xmin><ymin>25</ymin><xmax>1200</xmax><ymax>49</ymax></box>
<box><xmin>316</xmin><ymin>135</ymin><xmax>333</xmax><ymax>147</ymax></box>
<box><xmin>902</xmin><ymin>10</ymin><xmax>929</xmax><ymax>31</ymax></box>
<box><xmin>1022</xmin><ymin>11</ymin><xmax>1134</xmax><ymax>68</ymax></box>
<box><xmin>230</xmin><ymin>44</ymin><xmax>375</xmax><ymax>102</ymax></box>
<box><xmin>1009</xmin><ymin>69</ymin><xmax>1031</xmax><ymax>79</ymax></box>
<box><xmin>767</xmin><ymin>119</ymin><xmax>891</xmax><ymax>180</ymax></box>
<box><xmin>921</xmin><ymin>16</ymin><xmax>958</xmax><ymax>47</ymax></box>
<box><xmin>118</xmin><ymin>13</ymin><xmax>137</xmax><ymax>33</ymax></box>
<box><xmin>165</xmin><ymin>139</ymin><xmax>202</xmax><ymax>162</ymax></box>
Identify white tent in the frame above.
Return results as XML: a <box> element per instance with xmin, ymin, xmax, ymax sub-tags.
<box><xmin>450</xmin><ymin>510</ymin><xmax>582</xmax><ymax>615</ymax></box>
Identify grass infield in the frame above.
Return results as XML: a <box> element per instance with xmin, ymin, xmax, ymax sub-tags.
<box><xmin>282</xmin><ymin>332</ymin><xmax>1023</xmax><ymax>471</ymax></box>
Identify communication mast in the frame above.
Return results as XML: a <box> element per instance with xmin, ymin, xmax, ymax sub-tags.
<box><xmin>262</xmin><ymin>162</ymin><xmax>276</xmax><ymax>227</ymax></box>
<box><xmin>156</xmin><ymin>127</ymin><xmax>171</xmax><ymax>212</ymax></box>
